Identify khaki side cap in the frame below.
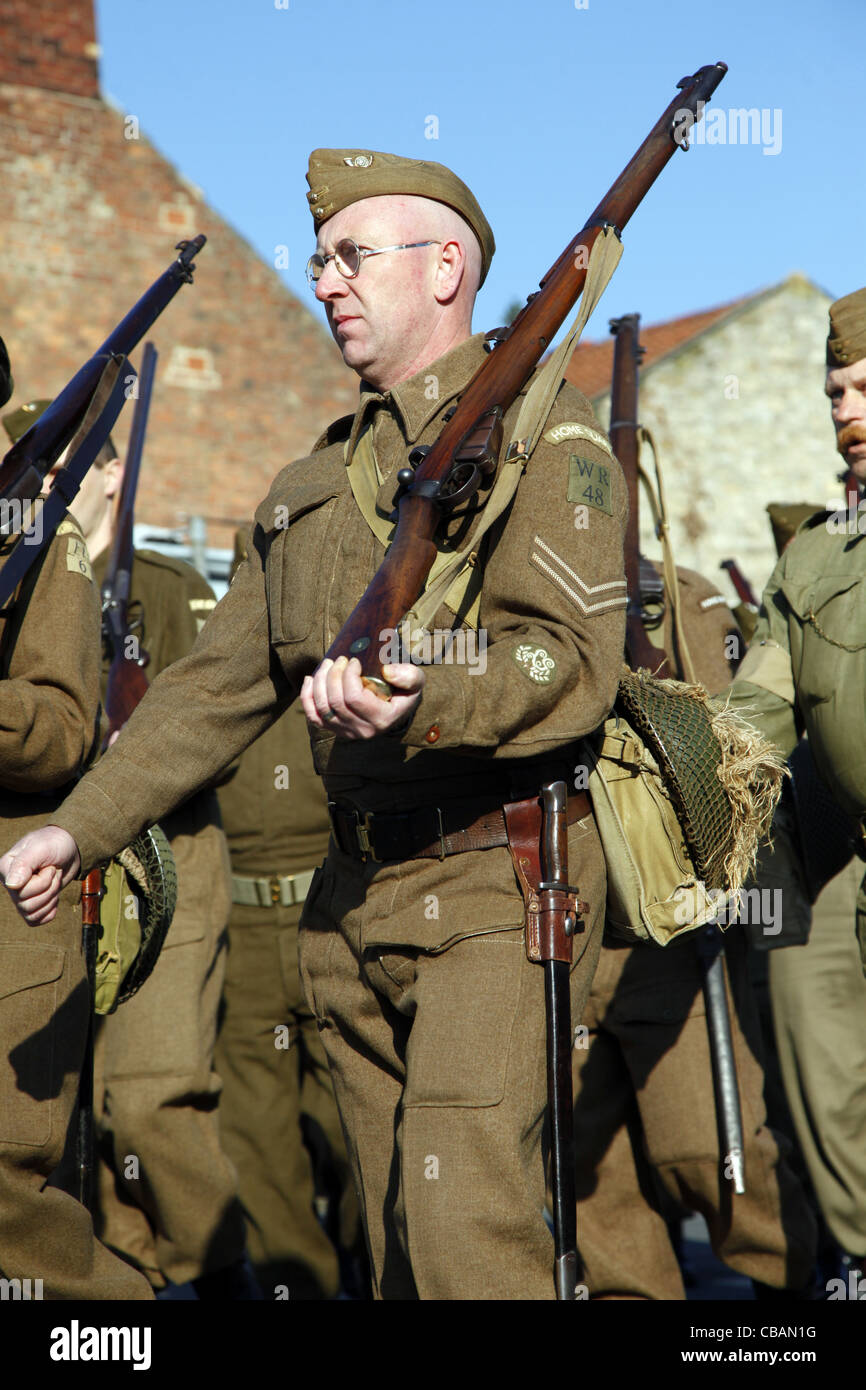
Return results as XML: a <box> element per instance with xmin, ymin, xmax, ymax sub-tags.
<box><xmin>306</xmin><ymin>148</ymin><xmax>495</xmax><ymax>286</ymax></box>
<box><xmin>827</xmin><ymin>287</ymin><xmax>866</xmax><ymax>367</ymax></box>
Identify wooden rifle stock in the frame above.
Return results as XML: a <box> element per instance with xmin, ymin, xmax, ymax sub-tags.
<box><xmin>323</xmin><ymin>63</ymin><xmax>727</xmax><ymax>694</ymax></box>
<box><xmin>609</xmin><ymin>314</ymin><xmax>672</xmax><ymax>676</ymax></box>
<box><xmin>102</xmin><ymin>342</ymin><xmax>158</xmax><ymax>744</ymax></box>
<box><xmin>719</xmin><ymin>558</ymin><xmax>758</xmax><ymax>610</ymax></box>
<box><xmin>0</xmin><ymin>237</ymin><xmax>205</xmax><ymax>508</ymax></box>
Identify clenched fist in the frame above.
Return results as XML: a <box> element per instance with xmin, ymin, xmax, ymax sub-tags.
<box><xmin>0</xmin><ymin>827</ymin><xmax>81</xmax><ymax>924</ymax></box>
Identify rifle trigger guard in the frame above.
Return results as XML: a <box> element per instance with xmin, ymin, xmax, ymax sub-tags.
<box><xmin>436</xmin><ymin>463</ymin><xmax>480</xmax><ymax>512</ymax></box>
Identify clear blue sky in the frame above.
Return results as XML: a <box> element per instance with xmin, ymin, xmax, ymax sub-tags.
<box><xmin>96</xmin><ymin>0</ymin><xmax>863</xmax><ymax>342</ymax></box>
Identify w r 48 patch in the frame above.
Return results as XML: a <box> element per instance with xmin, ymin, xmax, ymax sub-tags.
<box><xmin>567</xmin><ymin>455</ymin><xmax>612</xmax><ymax>515</ymax></box>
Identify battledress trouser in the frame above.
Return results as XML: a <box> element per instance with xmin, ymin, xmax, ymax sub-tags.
<box><xmin>572</xmin><ymin>929</ymin><xmax>816</xmax><ymax>1298</ymax></box>
<box><xmin>0</xmin><ymin>801</ymin><xmax>151</xmax><ymax>1300</ymax></box>
<box><xmin>93</xmin><ymin>812</ymin><xmax>246</xmax><ymax>1288</ymax></box>
<box><xmin>769</xmin><ymin>857</ymin><xmax>866</xmax><ymax>1259</ymax></box>
<box><xmin>298</xmin><ymin>814</ymin><xmax>605</xmax><ymax>1300</ymax></box>
<box><xmin>215</xmin><ymin>897</ymin><xmax>360</xmax><ymax>1299</ymax></box>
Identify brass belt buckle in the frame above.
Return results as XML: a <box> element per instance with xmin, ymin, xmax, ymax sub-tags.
<box><xmin>355</xmin><ymin>811</ymin><xmax>380</xmax><ymax>863</ymax></box>
<box><xmin>436</xmin><ymin>807</ymin><xmax>447</xmax><ymax>861</ymax></box>
<box><xmin>269</xmin><ymin>876</ymin><xmax>282</xmax><ymax>906</ymax></box>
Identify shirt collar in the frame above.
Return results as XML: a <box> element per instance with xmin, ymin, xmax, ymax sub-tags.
<box><xmin>346</xmin><ymin>332</ymin><xmax>488</xmax><ymax>462</ymax></box>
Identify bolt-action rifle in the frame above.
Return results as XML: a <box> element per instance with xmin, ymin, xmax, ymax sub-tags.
<box><xmin>608</xmin><ymin>312</ymin><xmax>673</xmax><ymax>676</ymax></box>
<box><xmin>0</xmin><ymin>237</ymin><xmax>205</xmax><ymax>611</ymax></box>
<box><xmin>101</xmin><ymin>342</ymin><xmax>158</xmax><ymax>742</ymax></box>
<box><xmin>77</xmin><ymin>342</ymin><xmax>159</xmax><ymax>1210</ymax></box>
<box><xmin>610</xmin><ymin>312</ymin><xmax>746</xmax><ymax>1195</ymax></box>
<box><xmin>323</xmin><ymin>64</ymin><xmax>728</xmax><ymax>695</ymax></box>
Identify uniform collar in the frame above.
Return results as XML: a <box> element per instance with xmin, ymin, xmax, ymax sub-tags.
<box><xmin>346</xmin><ymin>332</ymin><xmax>487</xmax><ymax>461</ymax></box>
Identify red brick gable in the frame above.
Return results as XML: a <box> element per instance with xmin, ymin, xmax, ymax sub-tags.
<box><xmin>0</xmin><ymin>4</ymin><xmax>356</xmax><ymax>546</ymax></box>
<box><xmin>0</xmin><ymin>0</ymin><xmax>99</xmax><ymax>99</ymax></box>
<box><xmin>567</xmin><ymin>298</ymin><xmax>748</xmax><ymax>401</ymax></box>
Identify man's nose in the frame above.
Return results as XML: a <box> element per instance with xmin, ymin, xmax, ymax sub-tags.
<box><xmin>836</xmin><ymin>387</ymin><xmax>866</xmax><ymax>422</ymax></box>
<box><xmin>315</xmin><ymin>260</ymin><xmax>348</xmax><ymax>303</ymax></box>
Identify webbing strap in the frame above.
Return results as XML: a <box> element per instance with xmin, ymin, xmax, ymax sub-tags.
<box><xmin>408</xmin><ymin>227</ymin><xmax>624</xmax><ymax>637</ymax></box>
<box><xmin>636</xmin><ymin>425</ymin><xmax>697</xmax><ymax>684</ymax></box>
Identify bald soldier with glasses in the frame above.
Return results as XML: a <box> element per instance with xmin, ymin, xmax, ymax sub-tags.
<box><xmin>1</xmin><ymin>149</ymin><xmax>629</xmax><ymax>1299</ymax></box>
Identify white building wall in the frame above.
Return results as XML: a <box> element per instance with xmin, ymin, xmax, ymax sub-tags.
<box><xmin>593</xmin><ymin>277</ymin><xmax>841</xmax><ymax>598</ymax></box>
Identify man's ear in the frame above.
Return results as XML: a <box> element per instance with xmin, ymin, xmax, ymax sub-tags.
<box><xmin>433</xmin><ymin>238</ymin><xmax>465</xmax><ymax>304</ymax></box>
<box><xmin>103</xmin><ymin>457</ymin><xmax>124</xmax><ymax>502</ymax></box>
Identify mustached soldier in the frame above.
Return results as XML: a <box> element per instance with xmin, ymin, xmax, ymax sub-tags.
<box><xmin>2</xmin><ymin>404</ymin><xmax>250</xmax><ymax>1298</ymax></box>
<box><xmin>0</xmin><ymin>149</ymin><xmax>629</xmax><ymax>1298</ymax></box>
<box><xmin>729</xmin><ymin>293</ymin><xmax>866</xmax><ymax>1287</ymax></box>
<box><xmin>572</xmin><ymin>570</ymin><xmax>817</xmax><ymax>1298</ymax></box>
<box><xmin>0</xmin><ymin>396</ymin><xmax>150</xmax><ymax>1297</ymax></box>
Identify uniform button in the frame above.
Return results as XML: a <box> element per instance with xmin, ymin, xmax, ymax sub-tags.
<box><xmin>425</xmin><ymin>724</ymin><xmax>441</xmax><ymax>744</ymax></box>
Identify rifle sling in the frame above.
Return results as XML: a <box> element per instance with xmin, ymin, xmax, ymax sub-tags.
<box><xmin>636</xmin><ymin>424</ymin><xmax>698</xmax><ymax>684</ymax></box>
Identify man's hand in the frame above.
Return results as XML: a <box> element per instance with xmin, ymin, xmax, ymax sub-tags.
<box><xmin>301</xmin><ymin>655</ymin><xmax>424</xmax><ymax>739</ymax></box>
<box><xmin>0</xmin><ymin>827</ymin><xmax>81</xmax><ymax>924</ymax></box>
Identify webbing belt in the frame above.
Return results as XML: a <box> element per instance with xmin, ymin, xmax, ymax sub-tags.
<box><xmin>231</xmin><ymin>869</ymin><xmax>316</xmax><ymax>908</ymax></box>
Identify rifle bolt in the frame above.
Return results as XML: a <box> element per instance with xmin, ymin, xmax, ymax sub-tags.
<box><xmin>564</xmin><ymin>914</ymin><xmax>575</xmax><ymax>937</ymax></box>
<box><xmin>396</xmin><ymin>468</ymin><xmax>414</xmax><ymax>488</ymax></box>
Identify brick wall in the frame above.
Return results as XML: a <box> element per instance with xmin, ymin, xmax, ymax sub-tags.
<box><xmin>0</xmin><ymin>0</ymin><xmax>99</xmax><ymax>99</ymax></box>
<box><xmin>0</xmin><ymin>4</ymin><xmax>356</xmax><ymax>547</ymax></box>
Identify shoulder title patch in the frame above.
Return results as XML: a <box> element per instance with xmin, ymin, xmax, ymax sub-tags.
<box><xmin>65</xmin><ymin>534</ymin><xmax>93</xmax><ymax>581</ymax></box>
<box><xmin>513</xmin><ymin>643</ymin><xmax>556</xmax><ymax>684</ymax></box>
<box><xmin>544</xmin><ymin>422</ymin><xmax>612</xmax><ymax>456</ymax></box>
<box><xmin>567</xmin><ymin>455</ymin><xmax>612</xmax><ymax>515</ymax></box>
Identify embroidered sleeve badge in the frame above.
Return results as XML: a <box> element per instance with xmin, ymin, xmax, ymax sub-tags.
<box><xmin>513</xmin><ymin>643</ymin><xmax>556</xmax><ymax>684</ymax></box>
<box><xmin>567</xmin><ymin>455</ymin><xmax>612</xmax><ymax>515</ymax></box>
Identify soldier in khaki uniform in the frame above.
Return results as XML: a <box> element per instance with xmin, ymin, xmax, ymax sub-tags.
<box><xmin>216</xmin><ymin>538</ymin><xmax>361</xmax><ymax>1298</ymax></box>
<box><xmin>572</xmin><ymin>567</ymin><xmax>817</xmax><ymax>1298</ymax></box>
<box><xmin>90</xmin><ymin>542</ymin><xmax>249</xmax><ymax>1296</ymax></box>
<box><xmin>0</xmin><ymin>492</ymin><xmax>151</xmax><ymax>1297</ymax></box>
<box><xmin>736</xmin><ymin>315</ymin><xmax>866</xmax><ymax>1280</ymax></box>
<box><xmin>1</xmin><ymin>149</ymin><xmax>629</xmax><ymax>1299</ymax></box>
<box><xmin>2</xmin><ymin>407</ymin><xmax>249</xmax><ymax>1296</ymax></box>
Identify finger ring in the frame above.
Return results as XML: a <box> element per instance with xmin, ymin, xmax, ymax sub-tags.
<box><xmin>322</xmin><ymin>708</ymin><xmax>338</xmax><ymax>721</ymax></box>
